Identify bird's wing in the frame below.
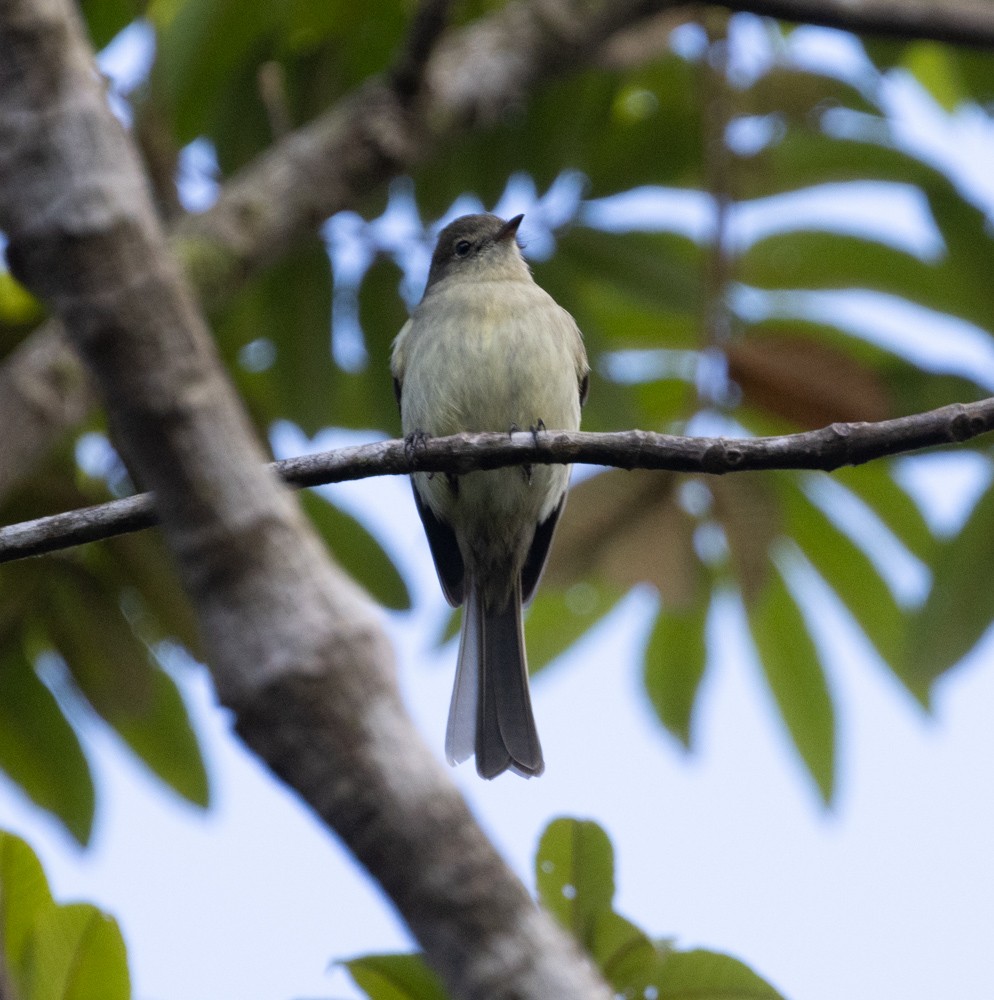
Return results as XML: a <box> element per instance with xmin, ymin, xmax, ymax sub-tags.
<box><xmin>520</xmin><ymin>492</ymin><xmax>566</xmax><ymax>605</ymax></box>
<box><xmin>411</xmin><ymin>481</ymin><xmax>465</xmax><ymax>606</ymax></box>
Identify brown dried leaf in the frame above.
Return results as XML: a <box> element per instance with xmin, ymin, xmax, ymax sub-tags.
<box><xmin>726</xmin><ymin>333</ymin><xmax>892</xmax><ymax>429</ymax></box>
<box><xmin>550</xmin><ymin>470</ymin><xmax>700</xmax><ymax>608</ymax></box>
<box><xmin>710</xmin><ymin>473</ymin><xmax>781</xmax><ymax>605</ymax></box>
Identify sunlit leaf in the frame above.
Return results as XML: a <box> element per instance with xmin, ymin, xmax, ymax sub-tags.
<box><xmin>344</xmin><ymin>953</ymin><xmax>447</xmax><ymax>1000</ymax></box>
<box><xmin>902</xmin><ymin>41</ymin><xmax>966</xmax><ymax>112</ymax></box>
<box><xmin>588</xmin><ymin>909</ymin><xmax>659</xmax><ymax>992</ymax></box>
<box><xmin>25</xmin><ymin>904</ymin><xmax>130</xmax><ymax>1000</ymax></box>
<box><xmin>746</xmin><ymin>569</ymin><xmax>836</xmax><ymax>804</ymax></box>
<box><xmin>0</xmin><ymin>270</ymin><xmax>45</xmax><ymax>330</ymax></box>
<box><xmin>0</xmin><ymin>831</ymin><xmax>56</xmax><ymax>978</ymax></box>
<box><xmin>656</xmin><ymin>948</ymin><xmax>786</xmax><ymax>1000</ymax></box>
<box><xmin>535</xmin><ymin>817</ymin><xmax>615</xmax><ymax>946</ymax></box>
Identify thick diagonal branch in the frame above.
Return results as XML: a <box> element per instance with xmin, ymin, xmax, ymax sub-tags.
<box><xmin>0</xmin><ymin>3</ymin><xmax>612</xmax><ymax>999</ymax></box>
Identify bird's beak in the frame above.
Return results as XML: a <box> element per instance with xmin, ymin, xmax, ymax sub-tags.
<box><xmin>496</xmin><ymin>214</ymin><xmax>524</xmax><ymax>242</ymax></box>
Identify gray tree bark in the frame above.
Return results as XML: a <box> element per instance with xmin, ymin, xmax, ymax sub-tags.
<box><xmin>0</xmin><ymin>1</ymin><xmax>612</xmax><ymax>998</ymax></box>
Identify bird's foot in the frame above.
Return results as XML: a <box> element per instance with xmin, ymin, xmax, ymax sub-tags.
<box><xmin>405</xmin><ymin>428</ymin><xmax>432</xmax><ymax>474</ymax></box>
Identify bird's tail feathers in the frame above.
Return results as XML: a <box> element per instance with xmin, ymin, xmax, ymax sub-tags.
<box><xmin>445</xmin><ymin>576</ymin><xmax>544</xmax><ymax>779</ymax></box>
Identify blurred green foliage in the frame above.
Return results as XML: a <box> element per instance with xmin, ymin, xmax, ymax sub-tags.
<box><xmin>0</xmin><ymin>831</ymin><xmax>130</xmax><ymax>999</ymax></box>
<box><xmin>345</xmin><ymin>817</ymin><xmax>785</xmax><ymax>999</ymax></box>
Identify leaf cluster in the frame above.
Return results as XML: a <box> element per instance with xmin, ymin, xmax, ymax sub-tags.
<box><xmin>0</xmin><ymin>831</ymin><xmax>129</xmax><ymax>1000</ymax></box>
<box><xmin>345</xmin><ymin>817</ymin><xmax>785</xmax><ymax>1000</ymax></box>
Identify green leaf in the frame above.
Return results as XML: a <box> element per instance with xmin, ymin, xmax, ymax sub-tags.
<box><xmin>117</xmin><ymin>666</ymin><xmax>210</xmax><ymax>807</ymax></box>
<box><xmin>25</xmin><ymin>904</ymin><xmax>130</xmax><ymax>1000</ymax></box>
<box><xmin>0</xmin><ymin>834</ymin><xmax>130</xmax><ymax>1000</ymax></box>
<box><xmin>543</xmin><ymin>227</ymin><xmax>704</xmax><ymax>339</ymax></box>
<box><xmin>746</xmin><ymin>64</ymin><xmax>878</xmax><ymax>120</ymax></box>
<box><xmin>44</xmin><ymin>565</ymin><xmax>209</xmax><ymax>809</ymax></box>
<box><xmin>0</xmin><ymin>270</ymin><xmax>45</xmax><ymax>328</ymax></box>
<box><xmin>740</xmin><ymin>128</ymin><xmax>954</xmax><ymax>199</ymax></box>
<box><xmin>81</xmin><ymin>0</ymin><xmax>142</xmax><ymax>50</ymax></box>
<box><xmin>535</xmin><ymin>818</ymin><xmax>615</xmax><ymax>946</ymax></box>
<box><xmin>300</xmin><ymin>489</ymin><xmax>410</xmax><ymax>610</ymax></box>
<box><xmin>656</xmin><ymin>948</ymin><xmax>785</xmax><ymax>1000</ymax></box>
<box><xmin>739</xmin><ymin>196</ymin><xmax>994</xmax><ymax>343</ymax></box>
<box><xmin>0</xmin><ymin>643</ymin><xmax>94</xmax><ymax>844</ymax></box>
<box><xmin>902</xmin><ymin>41</ymin><xmax>966</xmax><ymax>113</ymax></box>
<box><xmin>414</xmin><ymin>55</ymin><xmax>703</xmax><ymax>216</ymax></box>
<box><xmin>525</xmin><ymin>582</ymin><xmax>622</xmax><ymax>674</ymax></box>
<box><xmin>344</xmin><ymin>953</ymin><xmax>448</xmax><ymax>1000</ymax></box>
<box><xmin>781</xmin><ymin>475</ymin><xmax>911</xmax><ymax>687</ymax></box>
<box><xmin>954</xmin><ymin>47</ymin><xmax>994</xmax><ymax>103</ymax></box>
<box><xmin>829</xmin><ymin>462</ymin><xmax>935</xmax><ymax>567</ymax></box>
<box><xmin>588</xmin><ymin>909</ymin><xmax>659</xmax><ymax>992</ymax></box>
<box><xmin>101</xmin><ymin>532</ymin><xmax>203</xmax><ymax>657</ymax></box>
<box><xmin>906</xmin><ymin>479</ymin><xmax>994</xmax><ymax>691</ymax></box>
<box><xmin>746</xmin><ymin>570</ymin><xmax>836</xmax><ymax>804</ymax></box>
<box><xmin>354</xmin><ymin>254</ymin><xmax>417</xmax><ymax>434</ymax></box>
<box><xmin>0</xmin><ymin>831</ymin><xmax>56</xmax><ymax>980</ymax></box>
<box><xmin>152</xmin><ymin>0</ymin><xmax>284</xmax><ymax>144</ymax></box>
<box><xmin>218</xmin><ymin>238</ymin><xmax>337</xmax><ymax>436</ymax></box>
<box><xmin>643</xmin><ymin>587</ymin><xmax>710</xmax><ymax>748</ymax></box>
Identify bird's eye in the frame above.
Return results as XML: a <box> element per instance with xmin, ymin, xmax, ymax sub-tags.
<box><xmin>454</xmin><ymin>239</ymin><xmax>473</xmax><ymax>258</ymax></box>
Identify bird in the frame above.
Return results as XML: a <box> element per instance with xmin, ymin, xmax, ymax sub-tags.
<box><xmin>391</xmin><ymin>213</ymin><xmax>589</xmax><ymax>778</ymax></box>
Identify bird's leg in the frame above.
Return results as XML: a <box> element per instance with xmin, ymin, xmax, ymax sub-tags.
<box><xmin>405</xmin><ymin>428</ymin><xmax>433</xmax><ymax>478</ymax></box>
<box><xmin>509</xmin><ymin>421</ymin><xmax>534</xmax><ymax>485</ymax></box>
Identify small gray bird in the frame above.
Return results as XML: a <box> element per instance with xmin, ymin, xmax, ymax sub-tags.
<box><xmin>392</xmin><ymin>213</ymin><xmax>589</xmax><ymax>778</ymax></box>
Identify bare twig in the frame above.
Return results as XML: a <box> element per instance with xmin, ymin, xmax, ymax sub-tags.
<box><xmin>3</xmin><ymin>397</ymin><xmax>991</xmax><ymax>563</ymax></box>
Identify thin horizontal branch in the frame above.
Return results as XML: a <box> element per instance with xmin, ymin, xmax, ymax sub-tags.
<box><xmin>723</xmin><ymin>0</ymin><xmax>994</xmax><ymax>47</ymax></box>
<box><xmin>3</xmin><ymin>397</ymin><xmax>991</xmax><ymax>563</ymax></box>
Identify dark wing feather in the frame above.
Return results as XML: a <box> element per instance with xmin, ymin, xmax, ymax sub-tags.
<box><xmin>520</xmin><ymin>493</ymin><xmax>566</xmax><ymax>605</ymax></box>
<box><xmin>411</xmin><ymin>483</ymin><xmax>465</xmax><ymax>606</ymax></box>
